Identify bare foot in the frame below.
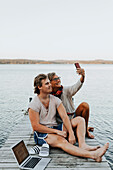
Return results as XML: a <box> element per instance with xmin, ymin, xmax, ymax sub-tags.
<box><xmin>88</xmin><ymin>127</ymin><xmax>94</xmax><ymax>132</ymax></box>
<box><xmin>86</xmin><ymin>131</ymin><xmax>94</xmax><ymax>139</ymax></box>
<box><xmin>93</xmin><ymin>143</ymin><xmax>109</xmax><ymax>162</ymax></box>
<box><xmin>80</xmin><ymin>144</ymin><xmax>100</xmax><ymax>151</ymax></box>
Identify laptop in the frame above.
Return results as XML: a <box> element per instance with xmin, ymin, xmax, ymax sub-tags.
<box><xmin>11</xmin><ymin>140</ymin><xmax>51</xmax><ymax>170</ymax></box>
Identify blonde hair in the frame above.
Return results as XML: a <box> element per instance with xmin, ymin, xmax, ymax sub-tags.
<box><xmin>47</xmin><ymin>72</ymin><xmax>56</xmax><ymax>81</ymax></box>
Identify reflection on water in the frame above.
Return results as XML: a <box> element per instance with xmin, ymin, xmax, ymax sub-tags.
<box><xmin>0</xmin><ymin>64</ymin><xmax>113</xmax><ymax>169</ymax></box>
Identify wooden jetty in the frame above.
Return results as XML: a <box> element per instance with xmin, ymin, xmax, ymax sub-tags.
<box><xmin>0</xmin><ymin>115</ymin><xmax>111</xmax><ymax>170</ymax></box>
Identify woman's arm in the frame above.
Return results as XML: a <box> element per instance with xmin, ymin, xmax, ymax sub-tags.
<box><xmin>57</xmin><ymin>103</ymin><xmax>76</xmax><ymax>144</ymax></box>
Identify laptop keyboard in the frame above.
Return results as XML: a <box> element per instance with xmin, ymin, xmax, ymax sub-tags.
<box><xmin>24</xmin><ymin>157</ymin><xmax>41</xmax><ymax>168</ymax></box>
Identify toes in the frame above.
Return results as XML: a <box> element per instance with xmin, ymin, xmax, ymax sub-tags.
<box><xmin>97</xmin><ymin>145</ymin><xmax>101</xmax><ymax>149</ymax></box>
<box><xmin>96</xmin><ymin>157</ymin><xmax>102</xmax><ymax>162</ymax></box>
<box><xmin>88</xmin><ymin>127</ymin><xmax>94</xmax><ymax>132</ymax></box>
<box><xmin>105</xmin><ymin>143</ymin><xmax>109</xmax><ymax>150</ymax></box>
<box><xmin>86</xmin><ymin>132</ymin><xmax>94</xmax><ymax>139</ymax></box>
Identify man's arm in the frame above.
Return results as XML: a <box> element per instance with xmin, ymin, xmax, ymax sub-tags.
<box><xmin>57</xmin><ymin>103</ymin><xmax>76</xmax><ymax>144</ymax></box>
<box><xmin>29</xmin><ymin>108</ymin><xmax>67</xmax><ymax>137</ymax></box>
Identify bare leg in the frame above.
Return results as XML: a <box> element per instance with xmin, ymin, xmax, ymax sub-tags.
<box><xmin>75</xmin><ymin>102</ymin><xmax>94</xmax><ymax>139</ymax></box>
<box><xmin>45</xmin><ymin>134</ymin><xmax>109</xmax><ymax>162</ymax></box>
<box><xmin>71</xmin><ymin>116</ymin><xmax>99</xmax><ymax>151</ymax></box>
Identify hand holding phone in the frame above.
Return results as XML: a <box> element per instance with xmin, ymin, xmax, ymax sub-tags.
<box><xmin>74</xmin><ymin>62</ymin><xmax>83</xmax><ymax>75</ymax></box>
<box><xmin>74</xmin><ymin>63</ymin><xmax>85</xmax><ymax>82</ymax></box>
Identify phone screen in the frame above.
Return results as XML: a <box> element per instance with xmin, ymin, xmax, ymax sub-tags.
<box><xmin>74</xmin><ymin>63</ymin><xmax>81</xmax><ymax>69</ymax></box>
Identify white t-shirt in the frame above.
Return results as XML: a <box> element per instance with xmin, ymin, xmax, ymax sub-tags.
<box><xmin>28</xmin><ymin>94</ymin><xmax>62</xmax><ymax>127</ymax></box>
<box><xmin>61</xmin><ymin>79</ymin><xmax>82</xmax><ymax>113</ymax></box>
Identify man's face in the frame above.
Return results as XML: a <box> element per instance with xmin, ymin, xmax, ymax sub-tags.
<box><xmin>39</xmin><ymin>78</ymin><xmax>52</xmax><ymax>93</ymax></box>
<box><xmin>50</xmin><ymin>75</ymin><xmax>61</xmax><ymax>88</ymax></box>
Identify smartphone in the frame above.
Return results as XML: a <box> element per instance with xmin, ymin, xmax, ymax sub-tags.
<box><xmin>74</xmin><ymin>63</ymin><xmax>81</xmax><ymax>69</ymax></box>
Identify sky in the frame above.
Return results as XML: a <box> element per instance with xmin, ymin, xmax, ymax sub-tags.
<box><xmin>0</xmin><ymin>0</ymin><xmax>113</xmax><ymax>61</ymax></box>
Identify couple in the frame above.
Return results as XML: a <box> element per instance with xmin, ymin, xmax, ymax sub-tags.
<box><xmin>28</xmin><ymin>69</ymin><xmax>109</xmax><ymax>162</ymax></box>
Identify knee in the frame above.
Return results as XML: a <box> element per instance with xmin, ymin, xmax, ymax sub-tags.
<box><xmin>76</xmin><ymin>116</ymin><xmax>85</xmax><ymax>125</ymax></box>
<box><xmin>46</xmin><ymin>134</ymin><xmax>68</xmax><ymax>148</ymax></box>
<box><xmin>58</xmin><ymin>137</ymin><xmax>68</xmax><ymax>148</ymax></box>
<box><xmin>81</xmin><ymin>102</ymin><xmax>89</xmax><ymax>111</ymax></box>
<box><xmin>53</xmin><ymin>136</ymin><xmax>68</xmax><ymax>149</ymax></box>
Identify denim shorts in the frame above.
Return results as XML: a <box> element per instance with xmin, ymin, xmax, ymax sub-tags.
<box><xmin>34</xmin><ymin>123</ymin><xmax>63</xmax><ymax>146</ymax></box>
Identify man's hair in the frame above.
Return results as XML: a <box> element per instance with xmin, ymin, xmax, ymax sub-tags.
<box><xmin>34</xmin><ymin>74</ymin><xmax>47</xmax><ymax>94</ymax></box>
<box><xmin>47</xmin><ymin>72</ymin><xmax>56</xmax><ymax>81</ymax></box>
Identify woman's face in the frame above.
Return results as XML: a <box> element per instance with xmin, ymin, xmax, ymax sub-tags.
<box><xmin>50</xmin><ymin>75</ymin><xmax>61</xmax><ymax>89</ymax></box>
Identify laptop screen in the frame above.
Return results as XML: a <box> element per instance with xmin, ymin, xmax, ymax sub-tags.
<box><xmin>12</xmin><ymin>140</ymin><xmax>29</xmax><ymax>165</ymax></box>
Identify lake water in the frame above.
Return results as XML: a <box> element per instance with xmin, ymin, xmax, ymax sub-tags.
<box><xmin>0</xmin><ymin>64</ymin><xmax>113</xmax><ymax>168</ymax></box>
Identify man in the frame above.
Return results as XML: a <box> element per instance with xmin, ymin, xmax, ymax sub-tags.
<box><xmin>48</xmin><ymin>67</ymin><xmax>94</xmax><ymax>139</ymax></box>
<box><xmin>28</xmin><ymin>74</ymin><xmax>109</xmax><ymax>162</ymax></box>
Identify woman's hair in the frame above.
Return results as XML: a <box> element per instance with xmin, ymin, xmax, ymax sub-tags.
<box><xmin>47</xmin><ymin>72</ymin><xmax>56</xmax><ymax>81</ymax></box>
<box><xmin>34</xmin><ymin>74</ymin><xmax>47</xmax><ymax>94</ymax></box>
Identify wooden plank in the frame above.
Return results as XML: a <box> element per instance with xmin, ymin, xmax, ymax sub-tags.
<box><xmin>47</xmin><ymin>162</ymin><xmax>109</xmax><ymax>168</ymax></box>
<box><xmin>0</xmin><ymin>115</ymin><xmax>111</xmax><ymax>170</ymax></box>
<box><xmin>46</xmin><ymin>168</ymin><xmax>111</xmax><ymax>170</ymax></box>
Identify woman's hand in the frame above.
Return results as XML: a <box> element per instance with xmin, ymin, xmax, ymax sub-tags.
<box><xmin>77</xmin><ymin>68</ymin><xmax>85</xmax><ymax>83</ymax></box>
<box><xmin>68</xmin><ymin>132</ymin><xmax>76</xmax><ymax>145</ymax></box>
<box><xmin>76</xmin><ymin>68</ymin><xmax>85</xmax><ymax>76</ymax></box>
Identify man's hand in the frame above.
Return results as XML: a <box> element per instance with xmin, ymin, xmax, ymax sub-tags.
<box><xmin>56</xmin><ymin>130</ymin><xmax>67</xmax><ymax>138</ymax></box>
<box><xmin>68</xmin><ymin>132</ymin><xmax>76</xmax><ymax>145</ymax></box>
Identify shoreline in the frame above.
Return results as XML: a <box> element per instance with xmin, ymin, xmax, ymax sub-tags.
<box><xmin>0</xmin><ymin>59</ymin><xmax>113</xmax><ymax>64</ymax></box>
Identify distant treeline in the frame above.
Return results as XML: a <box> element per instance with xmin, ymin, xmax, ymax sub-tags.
<box><xmin>0</xmin><ymin>59</ymin><xmax>113</xmax><ymax>64</ymax></box>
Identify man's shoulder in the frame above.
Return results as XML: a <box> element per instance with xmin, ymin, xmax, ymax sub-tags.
<box><xmin>32</xmin><ymin>95</ymin><xmax>38</xmax><ymax>101</ymax></box>
<box><xmin>50</xmin><ymin>94</ymin><xmax>61</xmax><ymax>101</ymax></box>
<box><xmin>30</xmin><ymin>95</ymin><xmax>39</xmax><ymax>104</ymax></box>
<box><xmin>50</xmin><ymin>94</ymin><xmax>58</xmax><ymax>99</ymax></box>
